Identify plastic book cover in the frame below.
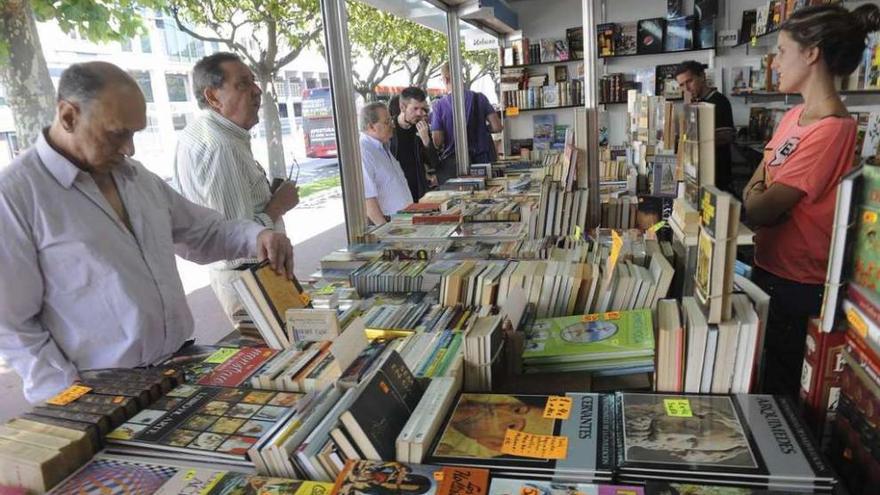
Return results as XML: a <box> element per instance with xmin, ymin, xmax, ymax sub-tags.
<box><xmin>106</xmin><ymin>385</ymin><xmax>295</xmax><ymax>461</ymax></box>
<box><xmin>203</xmin><ymin>473</ymin><xmax>332</xmax><ymax>495</ymax></box>
<box><xmin>522</xmin><ymin>310</ymin><xmax>655</xmax><ymax>363</ymax></box>
<box><xmin>426</xmin><ymin>392</ymin><xmax>616</xmax><ymax>476</ymax></box>
<box><xmin>332</xmin><ymin>460</ymin><xmax>489</xmax><ymax>495</ymax></box>
<box><xmin>618</xmin><ymin>393</ymin><xmax>835</xmax><ymax>482</ymax></box>
<box><xmin>49</xmin><ymin>457</ymin><xmax>178</xmax><ymax>494</ymax></box>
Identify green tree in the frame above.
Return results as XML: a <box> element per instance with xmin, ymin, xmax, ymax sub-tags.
<box><xmin>346</xmin><ymin>1</ymin><xmax>406</xmax><ymax>102</ymax></box>
<box><xmin>462</xmin><ymin>47</ymin><xmax>499</xmax><ymax>90</ymax></box>
<box><xmin>0</xmin><ymin>0</ymin><xmax>159</xmax><ymax>147</ymax></box>
<box><xmin>400</xmin><ymin>24</ymin><xmax>446</xmax><ymax>90</ymax></box>
<box><xmin>166</xmin><ymin>0</ymin><xmax>321</xmax><ymax>178</ymax></box>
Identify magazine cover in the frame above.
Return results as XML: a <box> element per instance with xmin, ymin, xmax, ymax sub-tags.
<box><xmin>523</xmin><ymin>310</ymin><xmax>655</xmax><ymax>364</ymax></box>
<box><xmin>106</xmin><ymin>385</ymin><xmax>296</xmax><ymax>461</ymax></box>
<box><xmin>655</xmin><ymin>64</ymin><xmax>683</xmax><ymax>100</ymax></box>
<box><xmin>427</xmin><ymin>393</ymin><xmax>616</xmax><ymax>477</ymax></box>
<box><xmin>618</xmin><ymin>394</ymin><xmax>835</xmax><ymax>484</ymax></box>
<box><xmin>49</xmin><ymin>457</ymin><xmax>178</xmax><ymax>494</ymax></box>
<box><xmin>533</xmin><ymin>115</ymin><xmax>557</xmax><ymax>146</ymax></box>
<box><xmin>332</xmin><ymin>460</ymin><xmax>489</xmax><ymax>495</ymax></box>
<box><xmin>616</xmin><ymin>22</ymin><xmax>638</xmax><ymax>56</ymax></box>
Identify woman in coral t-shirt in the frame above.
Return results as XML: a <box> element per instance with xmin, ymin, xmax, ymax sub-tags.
<box><xmin>742</xmin><ymin>3</ymin><xmax>880</xmax><ymax>396</ymax></box>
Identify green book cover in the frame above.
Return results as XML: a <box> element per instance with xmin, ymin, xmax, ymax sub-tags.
<box><xmin>852</xmin><ymin>165</ymin><xmax>880</xmax><ymax>296</ymax></box>
<box><xmin>523</xmin><ymin>309</ymin><xmax>655</xmax><ymax>364</ymax></box>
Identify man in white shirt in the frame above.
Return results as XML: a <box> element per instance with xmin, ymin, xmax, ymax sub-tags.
<box><xmin>0</xmin><ymin>62</ymin><xmax>293</xmax><ymax>402</ymax></box>
<box><xmin>174</xmin><ymin>52</ymin><xmax>299</xmax><ymax>322</ymax></box>
<box><xmin>359</xmin><ymin>102</ymin><xmax>413</xmax><ymax>225</ymax></box>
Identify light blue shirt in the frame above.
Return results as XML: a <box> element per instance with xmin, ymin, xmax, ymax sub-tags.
<box><xmin>360</xmin><ymin>133</ymin><xmax>413</xmax><ymax>216</ymax></box>
<box><xmin>0</xmin><ymin>131</ymin><xmax>266</xmax><ymax>402</ymax></box>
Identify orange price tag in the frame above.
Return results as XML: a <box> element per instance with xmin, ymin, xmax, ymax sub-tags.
<box><xmin>433</xmin><ymin>471</ymin><xmax>444</xmax><ymax>481</ymax></box>
<box><xmin>520</xmin><ymin>488</ymin><xmax>540</xmax><ymax>495</ymax></box>
<box><xmin>112</xmin><ymin>396</ymin><xmax>125</xmax><ymax>404</ymax></box>
<box><xmin>163</xmin><ymin>368</ymin><xmax>177</xmax><ymax>376</ymax></box>
<box><xmin>505</xmin><ymin>107</ymin><xmax>520</xmax><ymax>117</ymax></box>
<box><xmin>299</xmin><ymin>293</ymin><xmax>312</xmax><ymax>306</ymax></box>
<box><xmin>582</xmin><ymin>313</ymin><xmax>599</xmax><ymax>322</ymax></box>
<box><xmin>603</xmin><ymin>311</ymin><xmax>621</xmax><ymax>320</ymax></box>
<box><xmin>864</xmin><ymin>210</ymin><xmax>878</xmax><ymax>224</ymax></box>
<box><xmin>46</xmin><ymin>384</ymin><xmax>92</xmax><ymax>406</ymax></box>
<box><xmin>500</xmin><ymin>429</ymin><xmax>568</xmax><ymax>459</ymax></box>
<box><xmin>543</xmin><ymin>396</ymin><xmax>572</xmax><ymax>420</ymax></box>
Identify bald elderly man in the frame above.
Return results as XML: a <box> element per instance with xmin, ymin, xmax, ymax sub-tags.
<box><xmin>0</xmin><ymin>62</ymin><xmax>295</xmax><ymax>402</ymax></box>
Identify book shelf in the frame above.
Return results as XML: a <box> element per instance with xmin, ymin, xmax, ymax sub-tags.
<box><xmin>732</xmin><ymin>89</ymin><xmax>880</xmax><ymax>104</ymax></box>
<box><xmin>599</xmin><ymin>47</ymin><xmax>714</xmax><ymax>60</ymax></box>
<box><xmin>501</xmin><ymin>57</ymin><xmax>584</xmax><ymax>70</ymax></box>
<box><xmin>505</xmin><ymin>103</ymin><xmax>584</xmax><ymax>116</ymax></box>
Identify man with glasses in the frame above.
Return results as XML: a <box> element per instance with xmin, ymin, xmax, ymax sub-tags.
<box><xmin>359</xmin><ymin>102</ymin><xmax>413</xmax><ymax>225</ymax></box>
<box><xmin>174</xmin><ymin>52</ymin><xmax>299</xmax><ymax>324</ymax></box>
<box><xmin>389</xmin><ymin>87</ymin><xmax>440</xmax><ymax>201</ymax></box>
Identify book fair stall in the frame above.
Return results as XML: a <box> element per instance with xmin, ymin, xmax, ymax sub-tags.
<box><xmin>1</xmin><ymin>0</ymin><xmax>879</xmax><ymax>494</ymax></box>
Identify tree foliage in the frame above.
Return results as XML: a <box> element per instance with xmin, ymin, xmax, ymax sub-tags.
<box><xmin>462</xmin><ymin>46</ymin><xmax>498</xmax><ymax>90</ymax></box>
<box><xmin>346</xmin><ymin>1</ymin><xmax>408</xmax><ymax>101</ymax></box>
<box><xmin>165</xmin><ymin>0</ymin><xmax>322</xmax><ymax>177</ymax></box>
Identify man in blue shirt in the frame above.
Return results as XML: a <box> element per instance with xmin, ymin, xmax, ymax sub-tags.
<box><xmin>430</xmin><ymin>64</ymin><xmax>503</xmax><ymax>183</ymax></box>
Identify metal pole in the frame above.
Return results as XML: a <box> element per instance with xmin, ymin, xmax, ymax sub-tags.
<box><xmin>583</xmin><ymin>0</ymin><xmax>601</xmax><ymax>228</ymax></box>
<box><xmin>320</xmin><ymin>0</ymin><xmax>366</xmax><ymax>243</ymax></box>
<box><xmin>446</xmin><ymin>9</ymin><xmax>470</xmax><ymax>176</ymax></box>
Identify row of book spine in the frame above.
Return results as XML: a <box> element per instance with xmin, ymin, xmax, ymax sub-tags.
<box><xmin>502</xmin><ymin>81</ymin><xmax>584</xmax><ymax>110</ymax></box>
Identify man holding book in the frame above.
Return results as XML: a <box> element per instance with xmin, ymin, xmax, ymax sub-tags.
<box><xmin>174</xmin><ymin>52</ymin><xmax>300</xmax><ymax>324</ymax></box>
<box><xmin>359</xmin><ymin>102</ymin><xmax>413</xmax><ymax>225</ymax></box>
<box><xmin>0</xmin><ymin>62</ymin><xmax>295</xmax><ymax>403</ymax></box>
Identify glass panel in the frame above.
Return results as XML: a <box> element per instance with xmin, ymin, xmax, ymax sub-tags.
<box><xmin>165</xmin><ymin>74</ymin><xmax>189</xmax><ymax>102</ymax></box>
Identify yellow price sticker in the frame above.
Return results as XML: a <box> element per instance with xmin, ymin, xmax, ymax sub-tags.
<box><xmin>163</xmin><ymin>368</ymin><xmax>177</xmax><ymax>376</ymax></box>
<box><xmin>299</xmin><ymin>293</ymin><xmax>312</xmax><ymax>306</ymax></box>
<box><xmin>433</xmin><ymin>471</ymin><xmax>444</xmax><ymax>481</ymax></box>
<box><xmin>846</xmin><ymin>307</ymin><xmax>868</xmax><ymax>338</ymax></box>
<box><xmin>864</xmin><ymin>211</ymin><xmax>878</xmax><ymax>224</ymax></box>
<box><xmin>609</xmin><ymin>229</ymin><xmax>623</xmax><ymax>268</ymax></box>
<box><xmin>603</xmin><ymin>311</ymin><xmax>621</xmax><ymax>320</ymax></box>
<box><xmin>184</xmin><ymin>470</ymin><xmax>197</xmax><ymax>481</ymax></box>
<box><xmin>501</xmin><ymin>429</ymin><xmax>568</xmax><ymax>460</ymax></box>
<box><xmin>204</xmin><ymin>348</ymin><xmax>238</xmax><ymax>364</ymax></box>
<box><xmin>573</xmin><ymin>225</ymin><xmax>583</xmax><ymax>239</ymax></box>
<box><xmin>46</xmin><ymin>384</ymin><xmax>92</xmax><ymax>406</ymax></box>
<box><xmin>582</xmin><ymin>313</ymin><xmax>599</xmax><ymax>322</ymax></box>
<box><xmin>664</xmin><ymin>398</ymin><xmax>693</xmax><ymax>417</ymax></box>
<box><xmin>648</xmin><ymin>220</ymin><xmax>666</xmax><ymax>233</ymax></box>
<box><xmin>506</xmin><ymin>107</ymin><xmax>520</xmax><ymax>117</ymax></box>
<box><xmin>112</xmin><ymin>396</ymin><xmax>126</xmax><ymax>404</ymax></box>
<box><xmin>543</xmin><ymin>396</ymin><xmax>573</xmax><ymax>420</ymax></box>
<box><xmin>521</xmin><ymin>488</ymin><xmax>540</xmax><ymax>495</ymax></box>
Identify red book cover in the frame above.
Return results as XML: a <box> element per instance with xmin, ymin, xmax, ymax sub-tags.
<box><xmin>196</xmin><ymin>347</ymin><xmax>278</xmax><ymax>387</ymax></box>
<box><xmin>848</xmin><ymin>283</ymin><xmax>880</xmax><ymax>327</ymax></box>
<box><xmin>411</xmin><ymin>213</ymin><xmax>462</xmax><ymax>224</ymax></box>
<box><xmin>401</xmin><ymin>202</ymin><xmax>441</xmax><ymax>213</ymax></box>
<box><xmin>800</xmin><ymin>318</ymin><xmax>846</xmax><ymax>438</ymax></box>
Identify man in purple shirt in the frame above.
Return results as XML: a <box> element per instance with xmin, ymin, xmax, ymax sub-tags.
<box><xmin>430</xmin><ymin>64</ymin><xmax>503</xmax><ymax>183</ymax></box>
<box><xmin>0</xmin><ymin>62</ymin><xmax>294</xmax><ymax>402</ymax></box>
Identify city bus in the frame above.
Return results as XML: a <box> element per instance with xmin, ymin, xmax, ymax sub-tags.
<box><xmin>301</xmin><ymin>87</ymin><xmax>337</xmax><ymax>158</ymax></box>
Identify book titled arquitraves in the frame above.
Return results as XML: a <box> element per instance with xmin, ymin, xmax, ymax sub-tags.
<box><xmin>425</xmin><ymin>393</ymin><xmax>616</xmax><ymax>478</ymax></box>
<box><xmin>616</xmin><ymin>393</ymin><xmax>835</xmax><ymax>488</ymax></box>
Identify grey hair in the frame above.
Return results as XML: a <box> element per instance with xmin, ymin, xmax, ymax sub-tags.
<box><xmin>192</xmin><ymin>52</ymin><xmax>243</xmax><ymax>109</ymax></box>
<box><xmin>359</xmin><ymin>102</ymin><xmax>388</xmax><ymax>132</ymax></box>
<box><xmin>57</xmin><ymin>61</ymin><xmax>139</xmax><ymax>108</ymax></box>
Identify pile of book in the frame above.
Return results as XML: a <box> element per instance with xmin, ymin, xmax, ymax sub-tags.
<box><xmin>489</xmin><ymin>237</ymin><xmax>592</xmax><ymax>262</ymax></box>
<box><xmin>522</xmin><ymin>309</ymin><xmax>655</xmax><ymax>374</ymax></box>
<box><xmin>532</xmin><ymin>177</ymin><xmax>589</xmax><ymax>238</ymax></box>
<box><xmin>0</xmin><ymin>368</ymin><xmax>182</xmax><ymax>492</ymax></box>
<box><xmin>681</xmin><ymin>104</ymin><xmax>716</xmax><ymax>208</ymax></box>
<box><xmin>232</xmin><ymin>261</ymin><xmax>311</xmax><ymax>349</ymax></box>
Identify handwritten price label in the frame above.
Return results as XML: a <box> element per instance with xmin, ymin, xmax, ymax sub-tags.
<box><xmin>582</xmin><ymin>313</ymin><xmax>599</xmax><ymax>322</ymax></box>
<box><xmin>664</xmin><ymin>399</ymin><xmax>693</xmax><ymax>417</ymax></box>
<box><xmin>603</xmin><ymin>311</ymin><xmax>621</xmax><ymax>320</ymax></box>
<box><xmin>47</xmin><ymin>384</ymin><xmax>92</xmax><ymax>406</ymax></box>
<box><xmin>299</xmin><ymin>293</ymin><xmax>312</xmax><ymax>306</ymax></box>
<box><xmin>501</xmin><ymin>429</ymin><xmax>568</xmax><ymax>459</ymax></box>
<box><xmin>846</xmin><ymin>307</ymin><xmax>868</xmax><ymax>338</ymax></box>
<box><xmin>543</xmin><ymin>396</ymin><xmax>573</xmax><ymax>420</ymax></box>
<box><xmin>505</xmin><ymin>107</ymin><xmax>520</xmax><ymax>117</ymax></box>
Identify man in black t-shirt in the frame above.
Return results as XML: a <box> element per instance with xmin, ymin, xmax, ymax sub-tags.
<box><xmin>389</xmin><ymin>87</ymin><xmax>440</xmax><ymax>201</ymax></box>
<box><xmin>675</xmin><ymin>60</ymin><xmax>736</xmax><ymax>194</ymax></box>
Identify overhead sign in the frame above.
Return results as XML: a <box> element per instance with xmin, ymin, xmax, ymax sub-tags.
<box><xmin>464</xmin><ymin>32</ymin><xmax>499</xmax><ymax>51</ymax></box>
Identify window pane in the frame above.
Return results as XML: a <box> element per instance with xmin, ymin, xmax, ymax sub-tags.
<box><xmin>129</xmin><ymin>71</ymin><xmax>154</xmax><ymax>102</ymax></box>
<box><xmin>140</xmin><ymin>35</ymin><xmax>152</xmax><ymax>53</ymax></box>
<box><xmin>166</xmin><ymin>74</ymin><xmax>189</xmax><ymax>102</ymax></box>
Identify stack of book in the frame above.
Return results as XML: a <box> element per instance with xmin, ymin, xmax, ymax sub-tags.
<box><xmin>533</xmin><ymin>177</ymin><xmax>589</xmax><ymax>238</ymax></box>
<box><xmin>681</xmin><ymin>104</ymin><xmax>716</xmax><ymax>209</ymax></box>
<box><xmin>693</xmin><ymin>186</ymin><xmax>741</xmax><ymax>323</ymax></box>
<box><xmin>522</xmin><ymin>309</ymin><xmax>655</xmax><ymax>374</ymax></box>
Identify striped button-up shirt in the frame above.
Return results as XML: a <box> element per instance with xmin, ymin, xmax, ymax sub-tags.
<box><xmin>0</xmin><ymin>131</ymin><xmax>266</xmax><ymax>402</ymax></box>
<box><xmin>174</xmin><ymin>110</ymin><xmax>283</xmax><ymax>268</ymax></box>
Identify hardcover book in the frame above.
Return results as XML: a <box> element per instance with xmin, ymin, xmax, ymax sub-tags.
<box><xmin>664</xmin><ymin>16</ymin><xmax>695</xmax><ymax>52</ymax></box>
<box><xmin>105</xmin><ymin>384</ymin><xmax>297</xmax><ymax>464</ymax></box>
<box><xmin>597</xmin><ymin>23</ymin><xmax>617</xmax><ymax>57</ymax></box>
<box><xmin>567</xmin><ymin>27</ymin><xmax>584</xmax><ymax>59</ymax></box>
<box><xmin>196</xmin><ymin>347</ymin><xmax>278</xmax><ymax>387</ymax></box>
<box><xmin>49</xmin><ymin>456</ymin><xmax>178</xmax><ymax>494</ymax></box>
<box><xmin>616</xmin><ymin>22</ymin><xmax>638</xmax><ymax>56</ymax></box>
<box><xmin>426</xmin><ymin>393</ymin><xmax>616</xmax><ymax>480</ymax></box>
<box><xmin>637</xmin><ymin>18</ymin><xmax>666</xmax><ymax>54</ymax></box>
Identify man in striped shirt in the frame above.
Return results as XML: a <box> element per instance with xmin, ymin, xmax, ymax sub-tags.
<box><xmin>174</xmin><ymin>52</ymin><xmax>299</xmax><ymax>323</ymax></box>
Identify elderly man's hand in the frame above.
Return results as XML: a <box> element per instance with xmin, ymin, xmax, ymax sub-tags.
<box><xmin>257</xmin><ymin>230</ymin><xmax>294</xmax><ymax>279</ymax></box>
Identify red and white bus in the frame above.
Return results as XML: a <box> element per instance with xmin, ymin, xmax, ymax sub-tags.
<box><xmin>301</xmin><ymin>87</ymin><xmax>337</xmax><ymax>158</ymax></box>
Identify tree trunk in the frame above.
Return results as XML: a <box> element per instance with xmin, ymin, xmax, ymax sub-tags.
<box><xmin>0</xmin><ymin>0</ymin><xmax>56</xmax><ymax>148</ymax></box>
<box><xmin>258</xmin><ymin>75</ymin><xmax>287</xmax><ymax>179</ymax></box>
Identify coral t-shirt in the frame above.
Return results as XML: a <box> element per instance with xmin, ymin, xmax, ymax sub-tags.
<box><xmin>755</xmin><ymin>105</ymin><xmax>856</xmax><ymax>284</ymax></box>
